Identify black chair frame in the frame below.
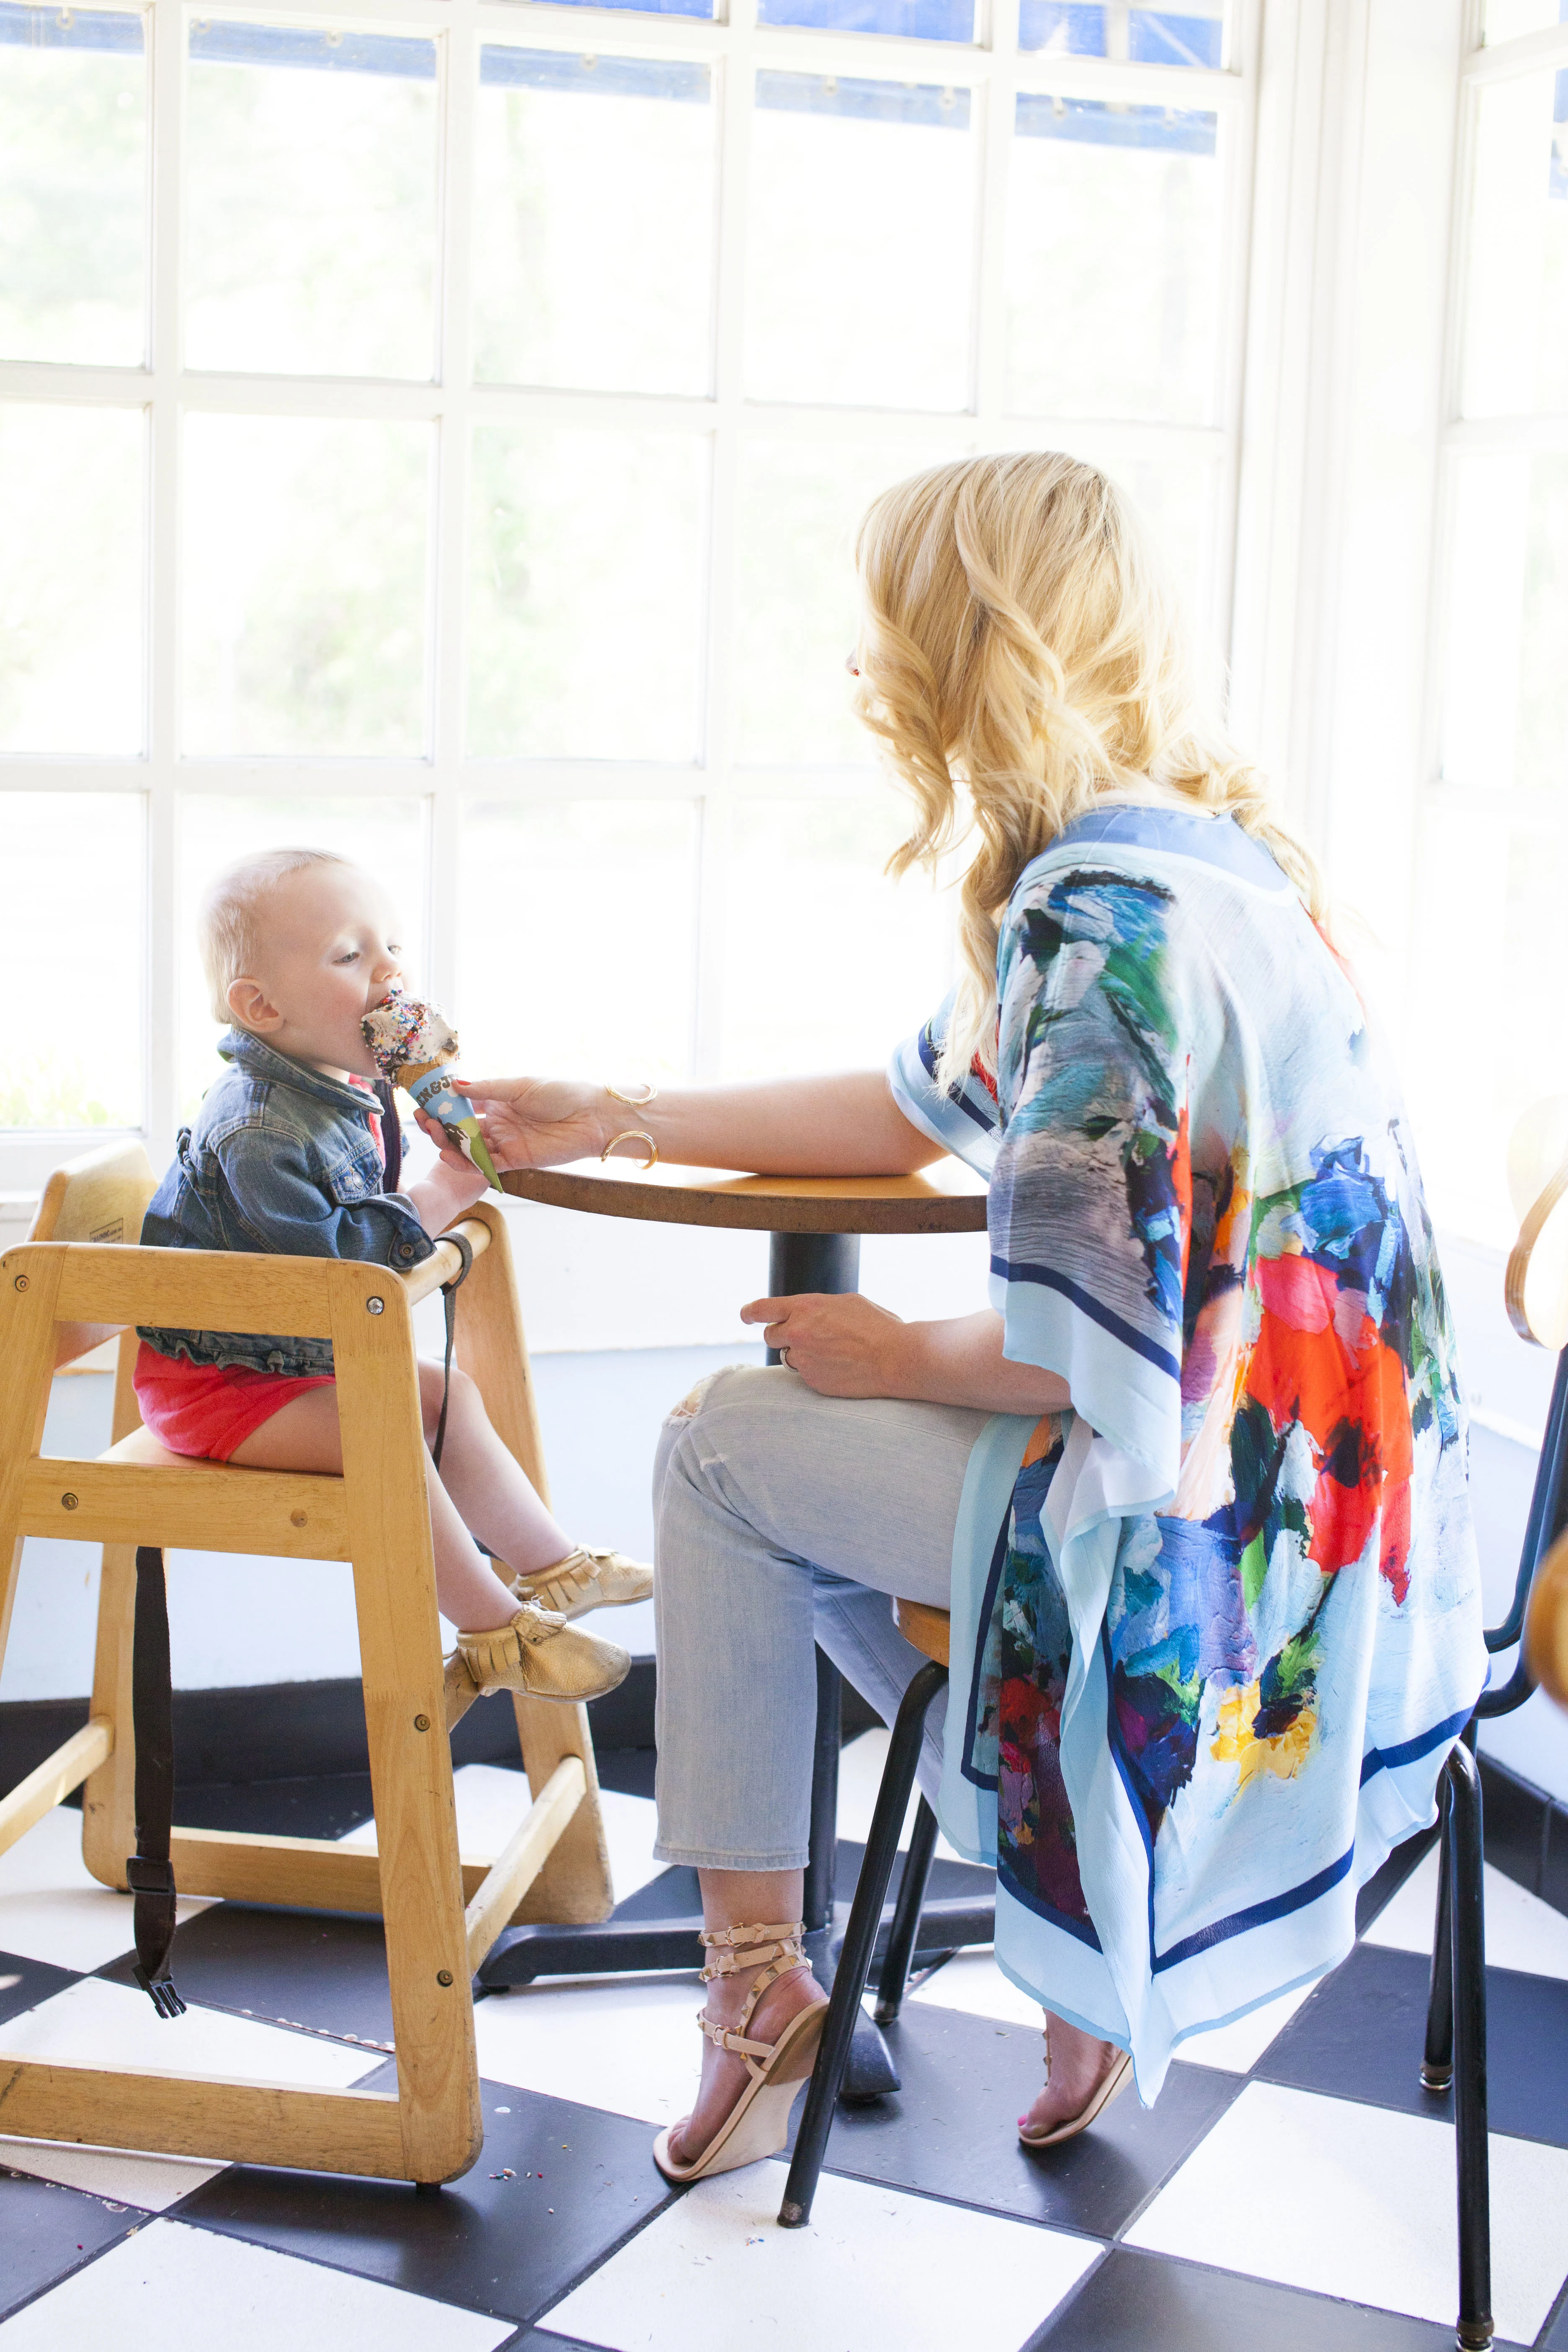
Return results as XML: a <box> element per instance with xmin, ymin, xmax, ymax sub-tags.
<box><xmin>782</xmin><ymin>1344</ymin><xmax>1568</xmax><ymax>2352</ymax></box>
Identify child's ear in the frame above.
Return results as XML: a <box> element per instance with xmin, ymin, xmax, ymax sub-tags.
<box><xmin>227</xmin><ymin>977</ymin><xmax>282</xmax><ymax>1034</ymax></box>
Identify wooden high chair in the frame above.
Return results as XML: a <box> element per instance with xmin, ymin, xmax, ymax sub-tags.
<box><xmin>0</xmin><ymin>1139</ymin><xmax>613</xmax><ymax>2184</ymax></box>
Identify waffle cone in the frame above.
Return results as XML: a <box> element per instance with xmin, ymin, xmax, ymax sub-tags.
<box><xmin>397</xmin><ymin>1053</ymin><xmax>453</xmax><ymax>1090</ymax></box>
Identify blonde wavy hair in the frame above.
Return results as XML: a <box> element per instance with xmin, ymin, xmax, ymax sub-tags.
<box><xmin>853</xmin><ymin>451</ymin><xmax>1325</xmax><ymax>1087</ymax></box>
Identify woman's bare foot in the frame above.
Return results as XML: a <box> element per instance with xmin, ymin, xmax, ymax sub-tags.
<box><xmin>1019</xmin><ymin>2009</ymin><xmax>1122</xmax><ymax>2139</ymax></box>
<box><xmin>661</xmin><ymin>1958</ymin><xmax>828</xmax><ymax>2169</ymax></box>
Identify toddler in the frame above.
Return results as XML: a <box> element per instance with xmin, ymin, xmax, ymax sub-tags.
<box><xmin>135</xmin><ymin>846</ymin><xmax>651</xmax><ymax>1725</ymax></box>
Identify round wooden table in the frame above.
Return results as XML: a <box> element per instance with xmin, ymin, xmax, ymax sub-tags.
<box><xmin>484</xmin><ymin>1156</ymin><xmax>997</xmax><ymax>2096</ymax></box>
<box><xmin>501</xmin><ymin>1156</ymin><xmax>987</xmax><ymax>1335</ymax></box>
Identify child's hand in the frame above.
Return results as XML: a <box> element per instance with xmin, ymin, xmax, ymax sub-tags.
<box><xmin>409</xmin><ymin>1153</ymin><xmax>490</xmax><ymax>1236</ymax></box>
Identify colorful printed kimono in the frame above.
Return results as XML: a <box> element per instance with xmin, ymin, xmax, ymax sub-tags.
<box><xmin>888</xmin><ymin>803</ymin><xmax>1487</xmax><ymax>2099</ymax></box>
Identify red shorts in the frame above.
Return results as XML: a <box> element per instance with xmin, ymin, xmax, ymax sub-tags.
<box><xmin>133</xmin><ymin>1341</ymin><xmax>335</xmax><ymax>1464</ymax></box>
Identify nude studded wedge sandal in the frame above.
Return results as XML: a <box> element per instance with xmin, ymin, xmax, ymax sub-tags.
<box><xmin>652</xmin><ymin>1923</ymin><xmax>829</xmax><ymax>2186</ymax></box>
<box><xmin>1017</xmin><ymin>2018</ymin><xmax>1134</xmax><ymax>2148</ymax></box>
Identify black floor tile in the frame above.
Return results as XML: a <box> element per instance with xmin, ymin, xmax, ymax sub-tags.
<box><xmin>1540</xmin><ymin>2277</ymin><xmax>1568</xmax><ymax>2349</ymax></box>
<box><xmin>96</xmin><ymin>1901</ymin><xmax>395</xmax><ymax>2047</ymax></box>
<box><xmin>781</xmin><ymin>2002</ymin><xmax>1240</xmax><ymax>2239</ymax></box>
<box><xmin>1256</xmin><ymin>1939</ymin><xmax>1568</xmax><ymax>2146</ymax></box>
<box><xmin>1479</xmin><ymin>1755</ymin><xmax>1550</xmax><ymax>1900</ymax></box>
<box><xmin>0</xmin><ymin>1947</ymin><xmax>81</xmax><ymax>2027</ymax></box>
<box><xmin>510</xmin><ymin>2335</ymin><xmax>614</xmax><ymax>2352</ymax></box>
<box><xmin>609</xmin><ymin>1839</ymin><xmax>993</xmax><ymax>1930</ymax></box>
<box><xmin>173</xmin><ymin>2081</ymin><xmax>673</xmax><ymax>2327</ymax></box>
<box><xmin>1356</xmin><ymin>1826</ymin><xmax>1437</xmax><ymax>1936</ymax></box>
<box><xmin>172</xmin><ymin>1772</ymin><xmax>375</xmax><ymax>1840</ymax></box>
<box><xmin>594</xmin><ymin>1749</ymin><xmax>656</xmax><ymax>1801</ymax></box>
<box><xmin>0</xmin><ymin>2168</ymin><xmax>147</xmax><ymax>2321</ymax></box>
<box><xmin>1028</xmin><ymin>2246</ymin><xmax>1458</xmax><ymax>2352</ymax></box>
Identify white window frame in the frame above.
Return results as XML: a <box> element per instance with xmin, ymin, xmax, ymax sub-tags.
<box><xmin>1</xmin><ymin>0</ymin><xmax>1263</xmax><ymax>1196</ymax></box>
<box><xmin>1420</xmin><ymin>0</ymin><xmax>1568</xmax><ymax>851</ymax></box>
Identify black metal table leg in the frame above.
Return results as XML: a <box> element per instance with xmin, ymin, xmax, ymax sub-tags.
<box><xmin>1447</xmin><ymin>1740</ymin><xmax>1493</xmax><ymax>2350</ymax></box>
<box><xmin>874</xmin><ymin>1794</ymin><xmax>941</xmax><ymax>2024</ymax></box>
<box><xmin>780</xmin><ymin>1658</ymin><xmax>949</xmax><ymax>2228</ymax></box>
<box><xmin>1423</xmin><ymin>1767</ymin><xmax>1456</xmax><ymax>2092</ymax></box>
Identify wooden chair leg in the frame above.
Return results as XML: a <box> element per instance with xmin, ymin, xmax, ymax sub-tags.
<box><xmin>454</xmin><ymin>1202</ymin><xmax>614</xmax><ymax>1925</ymax></box>
<box><xmin>333</xmin><ymin>1274</ymin><xmax>481</xmax><ymax>2184</ymax></box>
<box><xmin>83</xmin><ymin>1331</ymin><xmax>143</xmax><ymax>1889</ymax></box>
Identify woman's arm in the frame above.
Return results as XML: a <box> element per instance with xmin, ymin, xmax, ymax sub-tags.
<box><xmin>449</xmin><ymin>1067</ymin><xmax>945</xmax><ymax>1179</ymax></box>
<box><xmin>740</xmin><ymin>1292</ymin><xmax>1071</xmax><ymax>1417</ymax></box>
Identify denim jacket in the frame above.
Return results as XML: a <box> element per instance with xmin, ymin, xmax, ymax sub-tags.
<box><xmin>137</xmin><ymin>1028</ymin><xmax>434</xmax><ymax>1376</ymax></box>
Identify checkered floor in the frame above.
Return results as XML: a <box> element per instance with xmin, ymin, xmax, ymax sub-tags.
<box><xmin>5</xmin><ymin>1733</ymin><xmax>1568</xmax><ymax>2351</ymax></box>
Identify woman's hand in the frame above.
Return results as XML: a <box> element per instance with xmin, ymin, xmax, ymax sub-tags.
<box><xmin>740</xmin><ymin>1292</ymin><xmax>916</xmax><ymax>1398</ymax></box>
<box><xmin>742</xmin><ymin>1299</ymin><xmax>1074</xmax><ymax>1415</ymax></box>
<box><xmin>419</xmin><ymin>1077</ymin><xmax>611</xmax><ymax>1173</ymax></box>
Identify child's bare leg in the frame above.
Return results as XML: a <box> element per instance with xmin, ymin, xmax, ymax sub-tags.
<box><xmin>414</xmin><ymin>1362</ymin><xmax>573</xmax><ymax>1576</ymax></box>
<box><xmin>230</xmin><ymin>1385</ymin><xmax>516</xmax><ymax>1632</ymax></box>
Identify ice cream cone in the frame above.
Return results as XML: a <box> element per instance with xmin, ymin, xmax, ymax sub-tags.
<box><xmin>361</xmin><ymin>990</ymin><xmax>503</xmax><ymax>1191</ymax></box>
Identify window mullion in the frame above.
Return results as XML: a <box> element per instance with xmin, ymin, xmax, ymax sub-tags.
<box><xmin>696</xmin><ymin>2</ymin><xmax>753</xmax><ymax>1081</ymax></box>
<box><xmin>146</xmin><ymin>0</ymin><xmax>188</xmax><ymax>1167</ymax></box>
<box><xmin>431</xmin><ymin>0</ymin><xmax>477</xmax><ymax>1014</ymax></box>
<box><xmin>972</xmin><ymin>0</ymin><xmax>1016</xmax><ymax>435</ymax></box>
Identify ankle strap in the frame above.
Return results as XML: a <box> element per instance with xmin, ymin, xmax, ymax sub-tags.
<box><xmin>698</xmin><ymin>1921</ymin><xmax>802</xmax><ymax>1981</ymax></box>
<box><xmin>699</xmin><ymin>1921</ymin><xmax>801</xmax><ymax>1950</ymax></box>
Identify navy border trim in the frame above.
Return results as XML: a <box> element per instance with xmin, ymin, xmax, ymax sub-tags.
<box><xmin>990</xmin><ymin>1253</ymin><xmax>1181</xmax><ymax>1380</ymax></box>
<box><xmin>1360</xmin><ymin>1705</ymin><xmax>1475</xmax><ymax>1785</ymax></box>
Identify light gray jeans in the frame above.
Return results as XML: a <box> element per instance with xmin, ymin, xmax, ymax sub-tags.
<box><xmin>651</xmin><ymin>1362</ymin><xmax>993</xmax><ymax>1870</ymax></box>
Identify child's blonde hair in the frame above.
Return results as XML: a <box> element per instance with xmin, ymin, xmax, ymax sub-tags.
<box><xmin>199</xmin><ymin>846</ymin><xmax>352</xmax><ymax>1026</ymax></box>
<box><xmin>853</xmin><ymin>452</ymin><xmax>1325</xmax><ymax>1087</ymax></box>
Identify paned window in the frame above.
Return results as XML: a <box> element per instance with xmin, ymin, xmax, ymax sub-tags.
<box><xmin>1405</xmin><ymin>0</ymin><xmax>1568</xmax><ymax>1245</ymax></box>
<box><xmin>0</xmin><ymin>0</ymin><xmax>1244</xmax><ymax>1185</ymax></box>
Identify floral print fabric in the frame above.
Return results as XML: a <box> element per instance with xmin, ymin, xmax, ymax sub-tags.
<box><xmin>890</xmin><ymin>804</ymin><xmax>1487</xmax><ymax>2095</ymax></box>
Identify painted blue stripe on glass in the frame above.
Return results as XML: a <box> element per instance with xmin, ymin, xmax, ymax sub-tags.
<box><xmin>756</xmin><ymin>66</ymin><xmax>970</xmax><ymax>130</ymax></box>
<box><xmin>1016</xmin><ymin>90</ymin><xmax>1217</xmax><ymax>156</ymax></box>
<box><xmin>1359</xmin><ymin>1705</ymin><xmax>1475</xmax><ymax>1785</ymax></box>
<box><xmin>759</xmin><ymin>0</ymin><xmax>973</xmax><ymax>39</ymax></box>
<box><xmin>188</xmin><ymin>21</ymin><xmax>435</xmax><ymax>77</ymax></box>
<box><xmin>518</xmin><ymin>0</ymin><xmax>715</xmax><ymax>18</ymax></box>
<box><xmin>991</xmin><ymin>1253</ymin><xmax>1181</xmax><ymax>1380</ymax></box>
<box><xmin>1020</xmin><ymin>1</ymin><xmax>1222</xmax><ymax>67</ymax></box>
<box><xmin>1153</xmin><ymin>1845</ymin><xmax>1355</xmax><ymax>1974</ymax></box>
<box><xmin>0</xmin><ymin>2</ymin><xmax>141</xmax><ymax>52</ymax></box>
<box><xmin>479</xmin><ymin>47</ymin><xmax>709</xmax><ymax>103</ymax></box>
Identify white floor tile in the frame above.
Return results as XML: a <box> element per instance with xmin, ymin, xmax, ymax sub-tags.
<box><xmin>913</xmin><ymin>1944</ymin><xmax>1313</xmax><ymax>2073</ymax></box>
<box><xmin>339</xmin><ymin>1764</ymin><xmax>666</xmax><ymax>1904</ymax></box>
<box><xmin>546</xmin><ymin>2159</ymin><xmax>1100</xmax><ymax>2352</ymax></box>
<box><xmin>0</xmin><ymin>1806</ymin><xmax>214</xmax><ymax>1975</ymax></box>
<box><xmin>1174</xmin><ymin>1979</ymin><xmax>1318</xmax><ymax>2073</ymax></box>
<box><xmin>0</xmin><ymin>2134</ymin><xmax>223</xmax><ymax>2211</ymax></box>
<box><xmin>474</xmin><ymin>1972</ymin><xmax>701</xmax><ymax>2126</ymax></box>
<box><xmin>0</xmin><ymin>2216</ymin><xmax>514</xmax><ymax>2350</ymax></box>
<box><xmin>1364</xmin><ymin>1847</ymin><xmax>1568</xmax><ymax>1981</ymax></box>
<box><xmin>836</xmin><ymin>1731</ymin><xmax>963</xmax><ymax>1860</ymax></box>
<box><xmin>0</xmin><ymin>1976</ymin><xmax>382</xmax><ymax>2097</ymax></box>
<box><xmin>1126</xmin><ymin>2078</ymin><xmax>1568</xmax><ymax>2345</ymax></box>
<box><xmin>910</xmin><ymin>1947</ymin><xmax>1043</xmax><ymax>2029</ymax></box>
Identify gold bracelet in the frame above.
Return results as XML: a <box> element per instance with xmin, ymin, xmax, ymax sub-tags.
<box><xmin>606</xmin><ymin>1081</ymin><xmax>658</xmax><ymax>1107</ymax></box>
<box><xmin>601</xmin><ymin>1128</ymin><xmax>658</xmax><ymax>1171</ymax></box>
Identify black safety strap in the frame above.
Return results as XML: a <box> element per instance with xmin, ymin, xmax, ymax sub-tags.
<box><xmin>127</xmin><ymin>1545</ymin><xmax>185</xmax><ymax>2018</ymax></box>
<box><xmin>374</xmin><ymin>1078</ymin><xmax>403</xmax><ymax>1196</ymax></box>
<box><xmin>431</xmin><ymin>1230</ymin><xmax>474</xmax><ymax>1473</ymax></box>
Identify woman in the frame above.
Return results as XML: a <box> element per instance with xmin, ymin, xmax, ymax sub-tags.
<box><xmin>456</xmin><ymin>453</ymin><xmax>1487</xmax><ymax>2182</ymax></box>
